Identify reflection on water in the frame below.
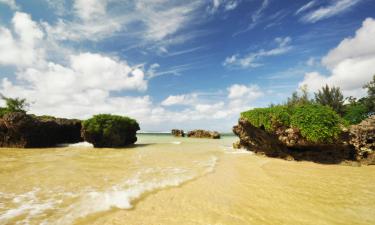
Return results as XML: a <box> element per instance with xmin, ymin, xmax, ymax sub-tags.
<box><xmin>0</xmin><ymin>134</ymin><xmax>374</xmax><ymax>225</ymax></box>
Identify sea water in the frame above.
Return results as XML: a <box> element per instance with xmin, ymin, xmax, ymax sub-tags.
<box><xmin>0</xmin><ymin>134</ymin><xmax>374</xmax><ymax>225</ymax></box>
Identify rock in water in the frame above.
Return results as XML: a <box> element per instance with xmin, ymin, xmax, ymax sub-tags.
<box><xmin>349</xmin><ymin>115</ymin><xmax>375</xmax><ymax>165</ymax></box>
<box><xmin>187</xmin><ymin>130</ymin><xmax>220</xmax><ymax>139</ymax></box>
<box><xmin>171</xmin><ymin>129</ymin><xmax>185</xmax><ymax>137</ymax></box>
<box><xmin>81</xmin><ymin>114</ymin><xmax>140</xmax><ymax>148</ymax></box>
<box><xmin>232</xmin><ymin>118</ymin><xmax>355</xmax><ymax>164</ymax></box>
<box><xmin>0</xmin><ymin>112</ymin><xmax>82</xmax><ymax>148</ymax></box>
<box><xmin>232</xmin><ymin>118</ymin><xmax>289</xmax><ymax>158</ymax></box>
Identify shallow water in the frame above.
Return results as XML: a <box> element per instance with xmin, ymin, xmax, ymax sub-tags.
<box><xmin>0</xmin><ymin>134</ymin><xmax>374</xmax><ymax>225</ymax></box>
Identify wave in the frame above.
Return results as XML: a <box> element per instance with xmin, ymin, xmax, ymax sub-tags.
<box><xmin>57</xmin><ymin>156</ymin><xmax>217</xmax><ymax>224</ymax></box>
<box><xmin>220</xmin><ymin>145</ymin><xmax>252</xmax><ymax>154</ymax></box>
<box><xmin>0</xmin><ymin>189</ymin><xmax>77</xmax><ymax>225</ymax></box>
<box><xmin>57</xmin><ymin>142</ymin><xmax>93</xmax><ymax>148</ymax></box>
<box><xmin>0</xmin><ymin>156</ymin><xmax>218</xmax><ymax>225</ymax></box>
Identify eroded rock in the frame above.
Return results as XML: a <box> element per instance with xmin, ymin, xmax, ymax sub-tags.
<box><xmin>0</xmin><ymin>112</ymin><xmax>82</xmax><ymax>148</ymax></box>
<box><xmin>233</xmin><ymin>118</ymin><xmax>355</xmax><ymax>164</ymax></box>
<box><xmin>187</xmin><ymin>130</ymin><xmax>220</xmax><ymax>139</ymax></box>
<box><xmin>349</xmin><ymin>115</ymin><xmax>375</xmax><ymax>165</ymax></box>
<box><xmin>171</xmin><ymin>129</ymin><xmax>185</xmax><ymax>137</ymax></box>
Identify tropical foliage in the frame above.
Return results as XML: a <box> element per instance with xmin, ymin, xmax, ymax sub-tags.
<box><xmin>82</xmin><ymin>114</ymin><xmax>140</xmax><ymax>147</ymax></box>
<box><xmin>314</xmin><ymin>85</ymin><xmax>344</xmax><ymax>115</ymax></box>
<box><xmin>0</xmin><ymin>95</ymin><xmax>29</xmax><ymax>117</ymax></box>
<box><xmin>241</xmin><ymin>104</ymin><xmax>342</xmax><ymax>143</ymax></box>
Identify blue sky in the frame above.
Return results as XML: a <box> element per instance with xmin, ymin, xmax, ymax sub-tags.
<box><xmin>0</xmin><ymin>0</ymin><xmax>375</xmax><ymax>132</ymax></box>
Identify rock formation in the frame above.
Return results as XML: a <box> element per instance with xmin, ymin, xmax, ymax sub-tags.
<box><xmin>0</xmin><ymin>112</ymin><xmax>82</xmax><ymax>148</ymax></box>
<box><xmin>232</xmin><ymin>118</ymin><xmax>288</xmax><ymax>157</ymax></box>
<box><xmin>81</xmin><ymin>114</ymin><xmax>140</xmax><ymax>148</ymax></box>
<box><xmin>171</xmin><ymin>129</ymin><xmax>185</xmax><ymax>137</ymax></box>
<box><xmin>349</xmin><ymin>115</ymin><xmax>375</xmax><ymax>165</ymax></box>
<box><xmin>187</xmin><ymin>130</ymin><xmax>220</xmax><ymax>139</ymax></box>
<box><xmin>233</xmin><ymin>118</ymin><xmax>356</xmax><ymax>164</ymax></box>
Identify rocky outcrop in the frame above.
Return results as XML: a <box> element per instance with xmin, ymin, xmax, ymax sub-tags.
<box><xmin>349</xmin><ymin>115</ymin><xmax>375</xmax><ymax>165</ymax></box>
<box><xmin>187</xmin><ymin>130</ymin><xmax>220</xmax><ymax>139</ymax></box>
<box><xmin>233</xmin><ymin>119</ymin><xmax>288</xmax><ymax>157</ymax></box>
<box><xmin>233</xmin><ymin>118</ymin><xmax>355</xmax><ymax>164</ymax></box>
<box><xmin>171</xmin><ymin>129</ymin><xmax>185</xmax><ymax>137</ymax></box>
<box><xmin>80</xmin><ymin>114</ymin><xmax>140</xmax><ymax>148</ymax></box>
<box><xmin>0</xmin><ymin>112</ymin><xmax>82</xmax><ymax>148</ymax></box>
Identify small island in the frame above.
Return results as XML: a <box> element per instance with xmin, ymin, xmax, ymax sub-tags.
<box><xmin>233</xmin><ymin>77</ymin><xmax>375</xmax><ymax>165</ymax></box>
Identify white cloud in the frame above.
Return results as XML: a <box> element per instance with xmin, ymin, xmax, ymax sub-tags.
<box><xmin>161</xmin><ymin>94</ymin><xmax>198</xmax><ymax>106</ymax></box>
<box><xmin>0</xmin><ymin>0</ymin><xmax>18</xmax><ymax>9</ymax></box>
<box><xmin>224</xmin><ymin>37</ymin><xmax>292</xmax><ymax>69</ymax></box>
<box><xmin>207</xmin><ymin>0</ymin><xmax>240</xmax><ymax>14</ymax></box>
<box><xmin>228</xmin><ymin>84</ymin><xmax>262</xmax><ymax>99</ymax></box>
<box><xmin>1</xmin><ymin>52</ymin><xmax>148</xmax><ymax>112</ymax></box>
<box><xmin>299</xmin><ymin>18</ymin><xmax>375</xmax><ymax>98</ymax></box>
<box><xmin>44</xmin><ymin>0</ymin><xmax>204</xmax><ymax>46</ymax></box>
<box><xmin>301</xmin><ymin>0</ymin><xmax>362</xmax><ymax>23</ymax></box>
<box><xmin>322</xmin><ymin>18</ymin><xmax>375</xmax><ymax>68</ymax></box>
<box><xmin>306</xmin><ymin>57</ymin><xmax>318</xmax><ymax>67</ymax></box>
<box><xmin>157</xmin><ymin>84</ymin><xmax>263</xmax><ymax>130</ymax></box>
<box><xmin>0</xmin><ymin>12</ymin><xmax>45</xmax><ymax>67</ymax></box>
<box><xmin>233</xmin><ymin>0</ymin><xmax>269</xmax><ymax>35</ymax></box>
<box><xmin>73</xmin><ymin>0</ymin><xmax>108</xmax><ymax>21</ymax></box>
<box><xmin>45</xmin><ymin>0</ymin><xmax>66</xmax><ymax>16</ymax></box>
<box><xmin>295</xmin><ymin>1</ymin><xmax>316</xmax><ymax>15</ymax></box>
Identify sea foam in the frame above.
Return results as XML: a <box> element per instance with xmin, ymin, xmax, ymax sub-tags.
<box><xmin>55</xmin><ymin>156</ymin><xmax>218</xmax><ymax>225</ymax></box>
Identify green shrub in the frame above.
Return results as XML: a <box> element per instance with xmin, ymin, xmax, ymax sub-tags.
<box><xmin>0</xmin><ymin>96</ymin><xmax>28</xmax><ymax>117</ymax></box>
<box><xmin>82</xmin><ymin>114</ymin><xmax>140</xmax><ymax>147</ymax></box>
<box><xmin>241</xmin><ymin>104</ymin><xmax>342</xmax><ymax>143</ymax></box>
<box><xmin>290</xmin><ymin>104</ymin><xmax>342</xmax><ymax>143</ymax></box>
<box><xmin>241</xmin><ymin>106</ymin><xmax>291</xmax><ymax>132</ymax></box>
<box><xmin>343</xmin><ymin>103</ymin><xmax>368</xmax><ymax>124</ymax></box>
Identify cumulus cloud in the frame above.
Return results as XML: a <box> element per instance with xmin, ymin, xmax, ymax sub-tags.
<box><xmin>0</xmin><ymin>12</ymin><xmax>44</xmax><ymax>67</ymax></box>
<box><xmin>1</xmin><ymin>52</ymin><xmax>148</xmax><ymax>114</ymax></box>
<box><xmin>0</xmin><ymin>0</ymin><xmax>18</xmax><ymax>9</ymax></box>
<box><xmin>0</xmin><ymin>12</ymin><xmax>149</xmax><ymax>123</ymax></box>
<box><xmin>160</xmin><ymin>84</ymin><xmax>263</xmax><ymax>124</ymax></box>
<box><xmin>161</xmin><ymin>94</ymin><xmax>198</xmax><ymax>106</ymax></box>
<box><xmin>228</xmin><ymin>84</ymin><xmax>262</xmax><ymax>99</ymax></box>
<box><xmin>299</xmin><ymin>18</ymin><xmax>375</xmax><ymax>97</ymax></box>
<box><xmin>224</xmin><ymin>37</ymin><xmax>292</xmax><ymax>69</ymax></box>
<box><xmin>301</xmin><ymin>0</ymin><xmax>362</xmax><ymax>23</ymax></box>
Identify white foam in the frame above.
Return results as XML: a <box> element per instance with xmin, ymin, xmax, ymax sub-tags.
<box><xmin>0</xmin><ymin>188</ymin><xmax>58</xmax><ymax>225</ymax></box>
<box><xmin>170</xmin><ymin>141</ymin><xmax>181</xmax><ymax>145</ymax></box>
<box><xmin>55</xmin><ymin>156</ymin><xmax>218</xmax><ymax>225</ymax></box>
<box><xmin>59</xmin><ymin>142</ymin><xmax>93</xmax><ymax>148</ymax></box>
<box><xmin>221</xmin><ymin>145</ymin><xmax>252</xmax><ymax>154</ymax></box>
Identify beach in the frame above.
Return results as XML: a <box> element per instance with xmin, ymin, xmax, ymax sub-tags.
<box><xmin>0</xmin><ymin>134</ymin><xmax>374</xmax><ymax>225</ymax></box>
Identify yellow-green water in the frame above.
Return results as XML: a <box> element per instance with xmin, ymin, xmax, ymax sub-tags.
<box><xmin>0</xmin><ymin>134</ymin><xmax>374</xmax><ymax>225</ymax></box>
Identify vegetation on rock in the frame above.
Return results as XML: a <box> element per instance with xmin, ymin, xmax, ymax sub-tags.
<box><xmin>82</xmin><ymin>114</ymin><xmax>140</xmax><ymax>147</ymax></box>
<box><xmin>0</xmin><ymin>95</ymin><xmax>29</xmax><ymax>117</ymax></box>
<box><xmin>241</xmin><ymin>104</ymin><xmax>342</xmax><ymax>143</ymax></box>
<box><xmin>314</xmin><ymin>85</ymin><xmax>344</xmax><ymax>115</ymax></box>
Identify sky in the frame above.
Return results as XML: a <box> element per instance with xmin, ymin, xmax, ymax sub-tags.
<box><xmin>0</xmin><ymin>0</ymin><xmax>374</xmax><ymax>132</ymax></box>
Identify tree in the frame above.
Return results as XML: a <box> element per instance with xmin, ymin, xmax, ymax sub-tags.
<box><xmin>286</xmin><ymin>85</ymin><xmax>311</xmax><ymax>107</ymax></box>
<box><xmin>363</xmin><ymin>74</ymin><xmax>375</xmax><ymax>112</ymax></box>
<box><xmin>0</xmin><ymin>94</ymin><xmax>28</xmax><ymax>117</ymax></box>
<box><xmin>314</xmin><ymin>85</ymin><xmax>344</xmax><ymax>115</ymax></box>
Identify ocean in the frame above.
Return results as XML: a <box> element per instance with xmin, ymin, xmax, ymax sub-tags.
<box><xmin>0</xmin><ymin>134</ymin><xmax>374</xmax><ymax>225</ymax></box>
